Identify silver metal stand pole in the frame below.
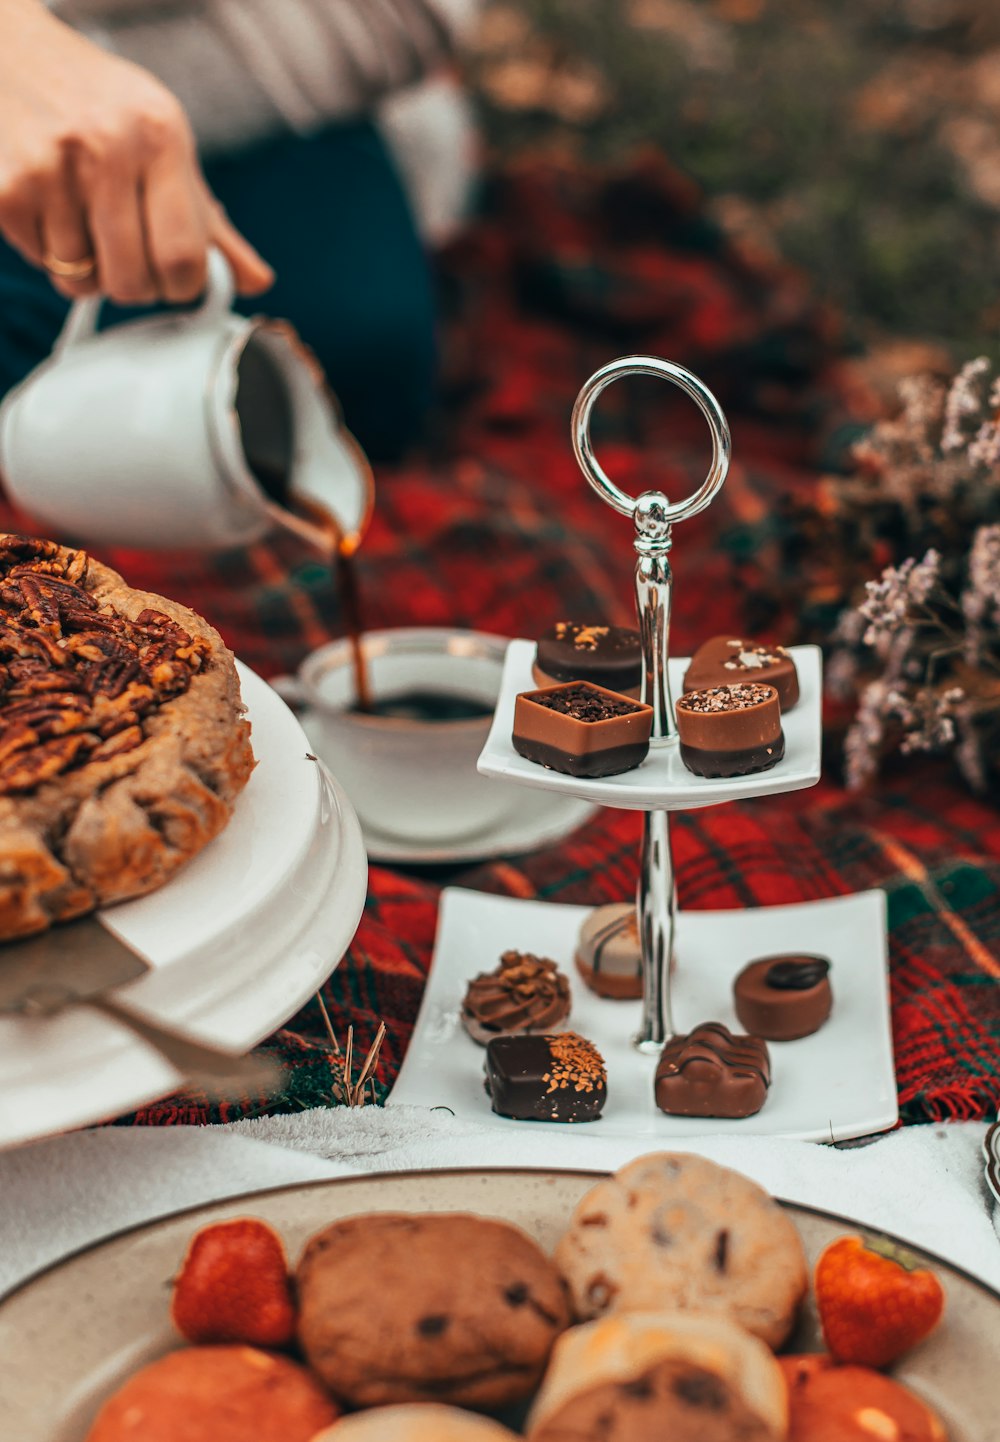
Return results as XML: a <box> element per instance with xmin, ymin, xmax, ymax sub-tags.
<box><xmin>634</xmin><ymin>491</ymin><xmax>676</xmax><ymax>1049</ymax></box>
<box><xmin>571</xmin><ymin>356</ymin><xmax>731</xmax><ymax>1054</ymax></box>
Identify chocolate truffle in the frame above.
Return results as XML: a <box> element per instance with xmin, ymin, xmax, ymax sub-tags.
<box><xmin>513</xmin><ymin>682</ymin><xmax>653</xmax><ymax>778</ymax></box>
<box><xmin>684</xmin><ymin>635</ymin><xmax>799</xmax><ymax>711</ymax></box>
<box><xmin>654</xmin><ymin>1023</ymin><xmax>771</xmax><ymax>1119</ymax></box>
<box><xmin>675</xmin><ymin>683</ymin><xmax>784</xmax><ymax>779</ymax></box>
<box><xmin>534</xmin><ymin>622</ymin><xmax>642</xmax><ymax>699</ymax></box>
<box><xmin>575</xmin><ymin>902</ymin><xmax>643</xmax><ymax>999</ymax></box>
<box><xmin>462</xmin><ymin>950</ymin><xmax>571</xmax><ymax>1045</ymax></box>
<box><xmin>733</xmin><ymin>955</ymin><xmax>832</xmax><ymax>1041</ymax></box>
<box><xmin>485</xmin><ymin>1032</ymin><xmax>607</xmax><ymax>1122</ymax></box>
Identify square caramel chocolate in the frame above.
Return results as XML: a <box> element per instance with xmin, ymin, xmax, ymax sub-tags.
<box><xmin>512</xmin><ymin>681</ymin><xmax>653</xmax><ymax>778</ymax></box>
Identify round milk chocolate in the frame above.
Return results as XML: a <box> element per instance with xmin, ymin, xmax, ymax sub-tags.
<box><xmin>534</xmin><ymin>622</ymin><xmax>641</xmax><ymax>697</ymax></box>
<box><xmin>733</xmin><ymin>955</ymin><xmax>832</xmax><ymax>1041</ymax></box>
<box><xmin>675</xmin><ymin>683</ymin><xmax>783</xmax><ymax>779</ymax></box>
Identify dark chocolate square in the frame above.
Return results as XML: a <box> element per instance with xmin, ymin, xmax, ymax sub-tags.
<box><xmin>485</xmin><ymin>1032</ymin><xmax>607</xmax><ymax>1123</ymax></box>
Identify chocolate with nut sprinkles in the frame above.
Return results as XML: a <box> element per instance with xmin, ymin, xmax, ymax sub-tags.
<box><xmin>485</xmin><ymin>1032</ymin><xmax>607</xmax><ymax>1122</ymax></box>
<box><xmin>655</xmin><ymin>1022</ymin><xmax>771</xmax><ymax>1119</ymax></box>
<box><xmin>683</xmin><ymin>634</ymin><xmax>799</xmax><ymax>710</ymax></box>
<box><xmin>675</xmin><ymin>683</ymin><xmax>784</xmax><ymax>779</ymax></box>
<box><xmin>534</xmin><ymin>621</ymin><xmax>642</xmax><ymax>698</ymax></box>
<box><xmin>512</xmin><ymin>681</ymin><xmax>653</xmax><ymax>778</ymax></box>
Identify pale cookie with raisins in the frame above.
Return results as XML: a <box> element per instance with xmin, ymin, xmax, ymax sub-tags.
<box><xmin>554</xmin><ymin>1153</ymin><xmax>807</xmax><ymax>1348</ymax></box>
<box><xmin>0</xmin><ymin>535</ymin><xmax>254</xmax><ymax>938</ymax></box>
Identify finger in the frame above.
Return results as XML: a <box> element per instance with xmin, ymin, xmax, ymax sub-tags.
<box><xmin>0</xmin><ymin>168</ymin><xmax>47</xmax><ymax>266</ymax></box>
<box><xmin>141</xmin><ymin>147</ymin><xmax>209</xmax><ymax>303</ymax></box>
<box><xmin>83</xmin><ymin>156</ymin><xmax>158</xmax><ymax>305</ymax></box>
<box><xmin>39</xmin><ymin>170</ymin><xmax>99</xmax><ymax>299</ymax></box>
<box><xmin>207</xmin><ymin>203</ymin><xmax>274</xmax><ymax>295</ymax></box>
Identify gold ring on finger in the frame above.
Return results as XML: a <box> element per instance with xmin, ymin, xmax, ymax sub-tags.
<box><xmin>42</xmin><ymin>251</ymin><xmax>97</xmax><ymax>280</ymax></box>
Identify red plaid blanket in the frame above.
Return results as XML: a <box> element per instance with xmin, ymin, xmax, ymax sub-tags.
<box><xmin>21</xmin><ymin>157</ymin><xmax>1000</xmax><ymax>1128</ymax></box>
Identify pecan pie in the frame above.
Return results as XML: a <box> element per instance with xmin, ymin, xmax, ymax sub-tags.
<box><xmin>0</xmin><ymin>535</ymin><xmax>255</xmax><ymax>938</ymax></box>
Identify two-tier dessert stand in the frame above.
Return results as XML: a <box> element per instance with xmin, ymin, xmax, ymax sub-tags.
<box><xmin>392</xmin><ymin>357</ymin><xmax>895</xmax><ymax>1141</ymax></box>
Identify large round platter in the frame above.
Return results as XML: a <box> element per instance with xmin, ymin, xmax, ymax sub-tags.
<box><xmin>0</xmin><ymin>664</ymin><xmax>367</xmax><ymax>1149</ymax></box>
<box><xmin>0</xmin><ymin>1169</ymin><xmax>996</xmax><ymax>1440</ymax></box>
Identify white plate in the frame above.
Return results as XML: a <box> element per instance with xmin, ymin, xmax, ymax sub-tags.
<box><xmin>3</xmin><ymin>1173</ymin><xmax>997</xmax><ymax>1442</ymax></box>
<box><xmin>391</xmin><ymin>886</ymin><xmax>897</xmax><ymax>1142</ymax></box>
<box><xmin>478</xmin><ymin>640</ymin><xmax>822</xmax><ymax>810</ymax></box>
<box><xmin>0</xmin><ymin>665</ymin><xmax>368</xmax><ymax>1150</ymax></box>
<box><xmin>361</xmin><ymin>791</ymin><xmax>599</xmax><ymax>865</ymax></box>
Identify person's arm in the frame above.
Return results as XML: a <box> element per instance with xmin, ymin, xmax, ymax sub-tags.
<box><xmin>0</xmin><ymin>0</ymin><xmax>272</xmax><ymax>303</ymax></box>
<box><xmin>204</xmin><ymin>0</ymin><xmax>480</xmax><ymax>131</ymax></box>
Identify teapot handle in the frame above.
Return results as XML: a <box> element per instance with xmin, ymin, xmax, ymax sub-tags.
<box><xmin>54</xmin><ymin>247</ymin><xmax>237</xmax><ymax>356</ymax></box>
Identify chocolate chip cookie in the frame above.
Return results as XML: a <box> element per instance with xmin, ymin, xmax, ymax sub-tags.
<box><xmin>554</xmin><ymin>1153</ymin><xmax>807</xmax><ymax>1348</ymax></box>
<box><xmin>527</xmin><ymin>1312</ymin><xmax>788</xmax><ymax>1441</ymax></box>
<box><xmin>296</xmin><ymin>1212</ymin><xmax>570</xmax><ymax>1408</ymax></box>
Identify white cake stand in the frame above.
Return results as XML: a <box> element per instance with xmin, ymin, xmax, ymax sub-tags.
<box><xmin>478</xmin><ymin>356</ymin><xmax>830</xmax><ymax>1054</ymax></box>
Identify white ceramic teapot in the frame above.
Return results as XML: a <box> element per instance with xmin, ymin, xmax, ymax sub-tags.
<box><xmin>0</xmin><ymin>250</ymin><xmax>372</xmax><ymax>551</ymax></box>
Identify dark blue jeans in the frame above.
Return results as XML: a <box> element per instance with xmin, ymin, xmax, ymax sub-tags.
<box><xmin>0</xmin><ymin>120</ymin><xmax>436</xmax><ymax>463</ymax></box>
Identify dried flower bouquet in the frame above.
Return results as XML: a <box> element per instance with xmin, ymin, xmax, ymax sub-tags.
<box><xmin>825</xmin><ymin>359</ymin><xmax>1000</xmax><ymax>792</ymax></box>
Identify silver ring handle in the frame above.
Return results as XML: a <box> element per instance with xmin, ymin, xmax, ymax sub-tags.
<box><xmin>571</xmin><ymin>355</ymin><xmax>731</xmax><ymax>522</ymax></box>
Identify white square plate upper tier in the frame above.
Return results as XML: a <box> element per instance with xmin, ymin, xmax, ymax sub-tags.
<box><xmin>478</xmin><ymin>640</ymin><xmax>822</xmax><ymax>811</ymax></box>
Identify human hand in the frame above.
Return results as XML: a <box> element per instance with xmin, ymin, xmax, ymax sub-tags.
<box><xmin>0</xmin><ymin>0</ymin><xmax>274</xmax><ymax>304</ymax></box>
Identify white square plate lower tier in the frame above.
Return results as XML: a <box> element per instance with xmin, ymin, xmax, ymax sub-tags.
<box><xmin>478</xmin><ymin>640</ymin><xmax>822</xmax><ymax>809</ymax></box>
<box><xmin>391</xmin><ymin>887</ymin><xmax>896</xmax><ymax>1142</ymax></box>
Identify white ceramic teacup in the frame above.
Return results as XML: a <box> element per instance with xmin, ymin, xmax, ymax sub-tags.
<box><xmin>272</xmin><ymin>628</ymin><xmax>518</xmax><ymax>845</ymax></box>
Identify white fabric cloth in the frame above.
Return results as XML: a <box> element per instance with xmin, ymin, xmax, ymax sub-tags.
<box><xmin>1</xmin><ymin>1108</ymin><xmax>997</xmax><ymax>1299</ymax></box>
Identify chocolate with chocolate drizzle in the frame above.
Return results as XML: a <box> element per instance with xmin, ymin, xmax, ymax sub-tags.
<box><xmin>654</xmin><ymin>1022</ymin><xmax>770</xmax><ymax>1119</ymax></box>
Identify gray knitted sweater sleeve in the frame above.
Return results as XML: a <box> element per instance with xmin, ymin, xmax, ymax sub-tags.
<box><xmin>50</xmin><ymin>0</ymin><xmax>479</xmax><ymax>152</ymax></box>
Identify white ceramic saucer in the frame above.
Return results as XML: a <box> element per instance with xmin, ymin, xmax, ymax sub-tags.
<box><xmin>361</xmin><ymin>790</ymin><xmax>598</xmax><ymax>865</ymax></box>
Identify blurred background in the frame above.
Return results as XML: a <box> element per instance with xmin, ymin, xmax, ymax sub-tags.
<box><xmin>468</xmin><ymin>0</ymin><xmax>999</xmax><ymax>370</ymax></box>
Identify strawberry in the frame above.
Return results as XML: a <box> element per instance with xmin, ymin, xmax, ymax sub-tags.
<box><xmin>814</xmin><ymin>1234</ymin><xmax>945</xmax><ymax>1369</ymax></box>
<box><xmin>170</xmin><ymin>1217</ymin><xmax>297</xmax><ymax>1349</ymax></box>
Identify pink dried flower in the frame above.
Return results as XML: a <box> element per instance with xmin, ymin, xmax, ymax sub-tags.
<box><xmin>962</xmin><ymin>523</ymin><xmax>1000</xmax><ymax>629</ymax></box>
<box><xmin>859</xmin><ymin>549</ymin><xmax>939</xmax><ymax>644</ymax></box>
<box><xmin>954</xmin><ymin>716</ymin><xmax>989</xmax><ymax>794</ymax></box>
<box><xmin>844</xmin><ymin>679</ymin><xmax>890</xmax><ymax>789</ymax></box>
<box><xmin>891</xmin><ymin>685</ymin><xmax>964</xmax><ymax>754</ymax></box>
<box><xmin>968</xmin><ymin>421</ymin><xmax>1000</xmax><ymax>468</ymax></box>
<box><xmin>941</xmin><ymin>356</ymin><xmax>990</xmax><ymax>453</ymax></box>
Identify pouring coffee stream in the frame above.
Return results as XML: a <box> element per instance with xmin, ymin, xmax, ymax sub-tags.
<box><xmin>280</xmin><ymin>493</ymin><xmax>373</xmax><ymax>715</ymax></box>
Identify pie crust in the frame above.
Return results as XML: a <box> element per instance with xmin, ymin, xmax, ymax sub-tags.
<box><xmin>0</xmin><ymin>535</ymin><xmax>255</xmax><ymax>938</ymax></box>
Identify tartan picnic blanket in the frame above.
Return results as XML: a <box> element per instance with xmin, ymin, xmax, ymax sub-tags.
<box><xmin>16</xmin><ymin>156</ymin><xmax>1000</xmax><ymax>1128</ymax></box>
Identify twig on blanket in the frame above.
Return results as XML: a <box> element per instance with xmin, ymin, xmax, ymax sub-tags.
<box><xmin>315</xmin><ymin>992</ymin><xmax>387</xmax><ymax>1107</ymax></box>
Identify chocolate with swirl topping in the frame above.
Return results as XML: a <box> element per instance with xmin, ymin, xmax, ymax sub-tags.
<box><xmin>655</xmin><ymin>1023</ymin><xmax>771</xmax><ymax>1119</ymax></box>
<box><xmin>462</xmin><ymin>950</ymin><xmax>571</xmax><ymax>1045</ymax></box>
